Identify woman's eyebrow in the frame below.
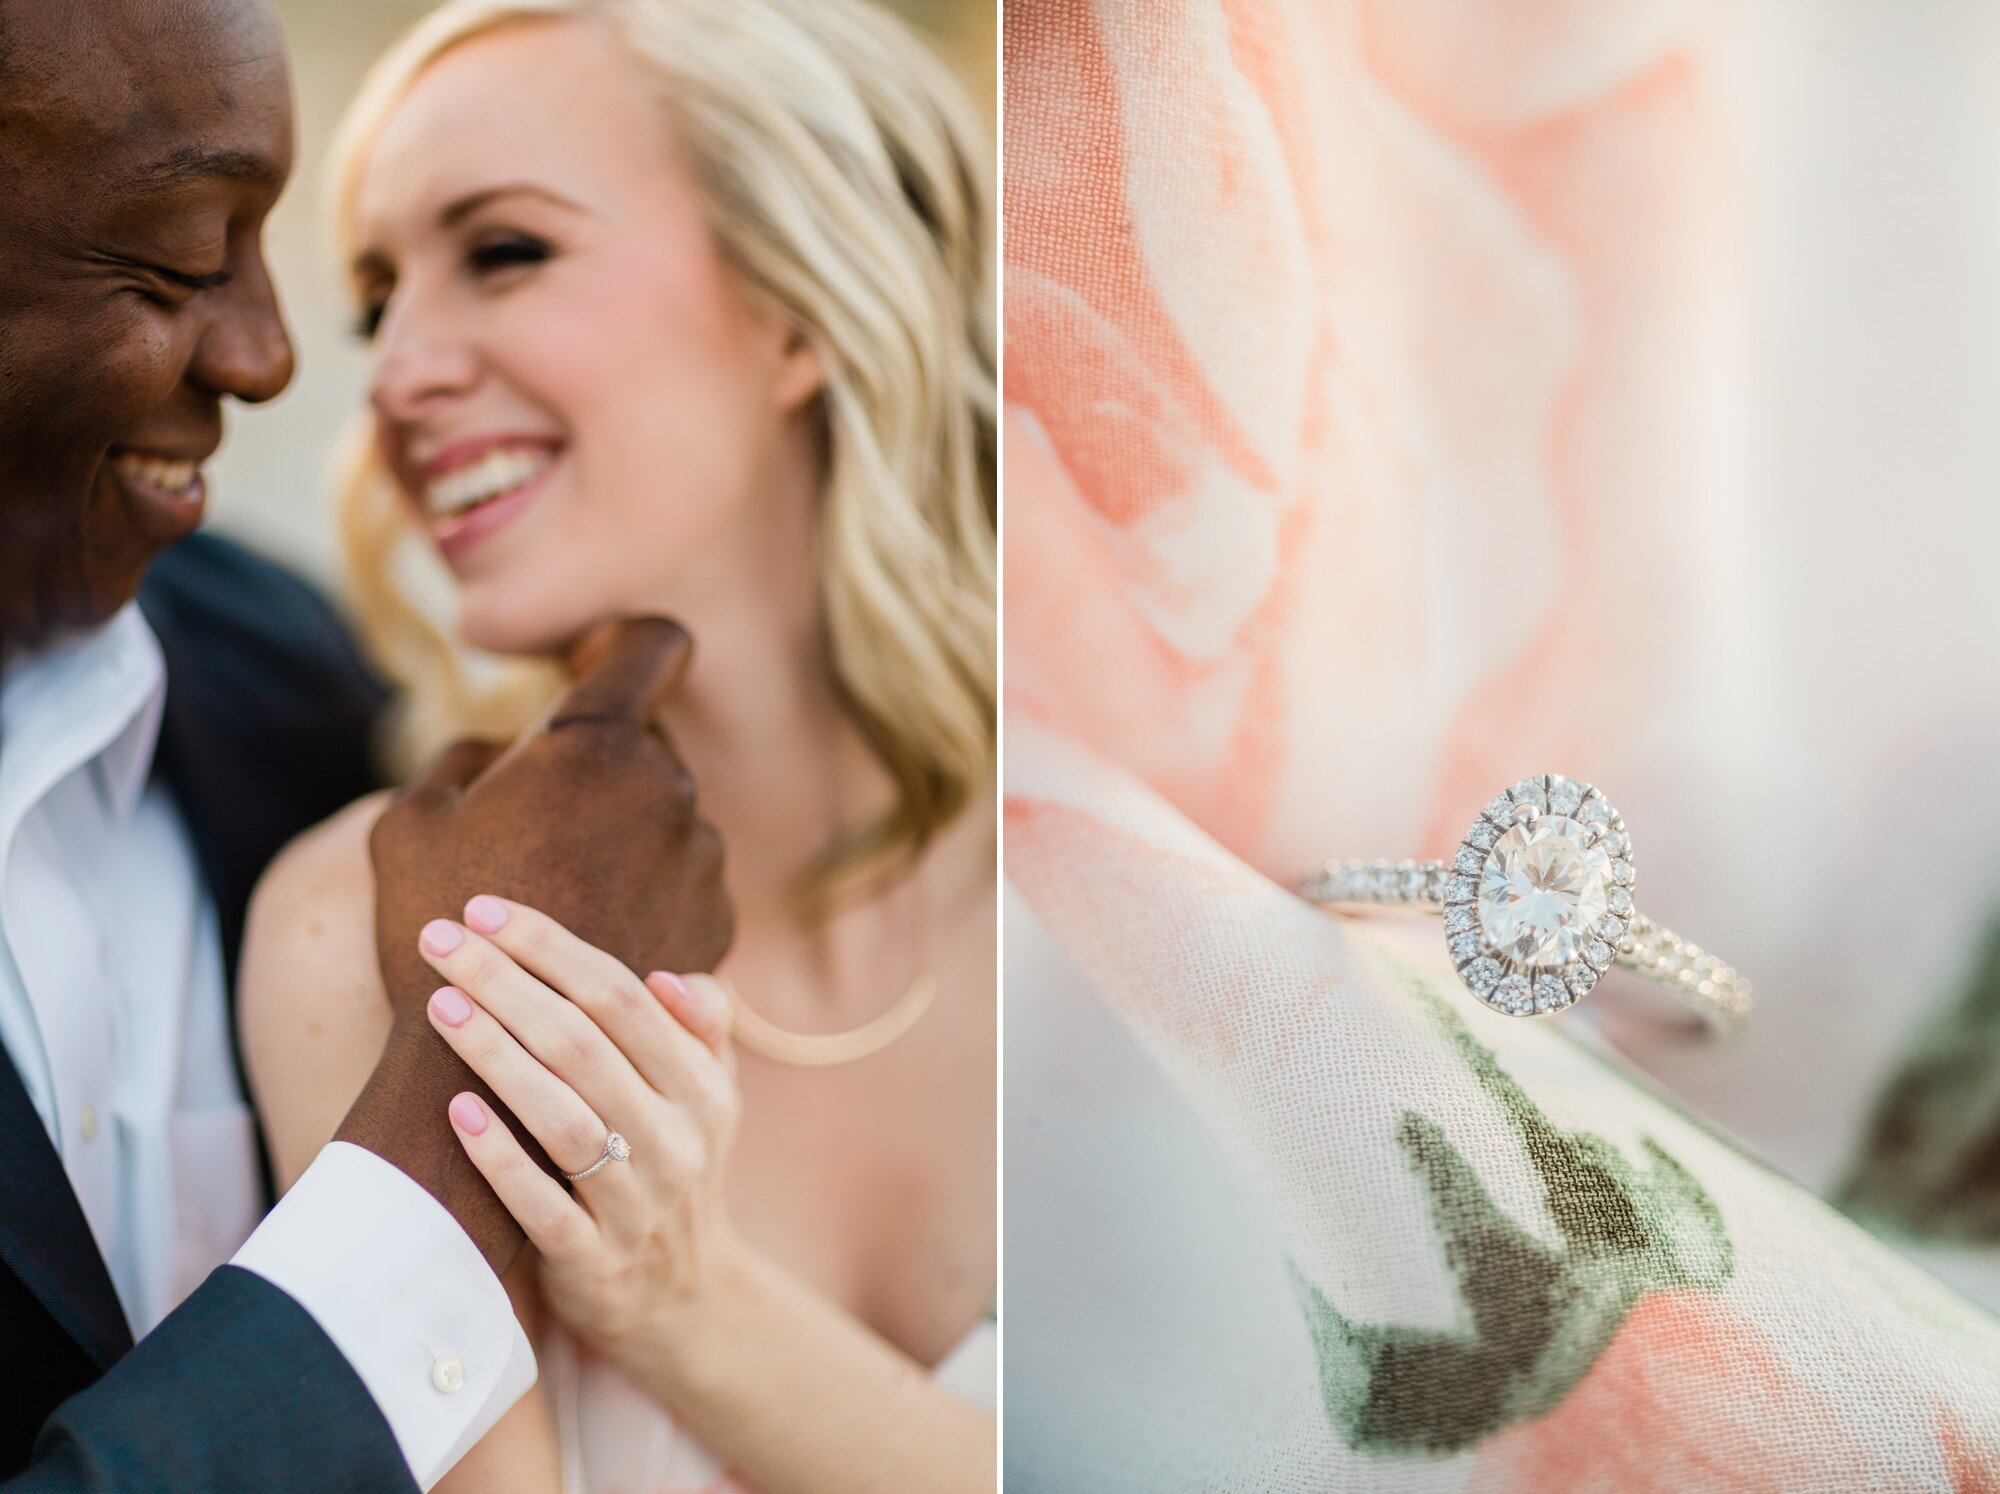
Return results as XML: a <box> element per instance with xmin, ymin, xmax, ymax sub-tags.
<box><xmin>438</xmin><ymin>182</ymin><xmax>589</xmax><ymax>228</ymax></box>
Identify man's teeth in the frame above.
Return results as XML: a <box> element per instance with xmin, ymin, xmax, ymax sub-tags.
<box><xmin>112</xmin><ymin>453</ymin><xmax>201</xmax><ymax>495</ymax></box>
<box><xmin>425</xmin><ymin>447</ymin><xmax>554</xmax><ymax>518</ymax></box>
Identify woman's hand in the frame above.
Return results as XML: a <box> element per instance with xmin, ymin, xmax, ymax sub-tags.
<box><xmin>410</xmin><ymin>894</ymin><xmax>992</xmax><ymax>1494</ymax></box>
<box><xmin>413</xmin><ymin>893</ymin><xmax>742</xmax><ymax>1364</ymax></box>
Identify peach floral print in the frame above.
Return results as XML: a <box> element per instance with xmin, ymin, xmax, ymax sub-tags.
<box><xmin>1005</xmin><ymin>0</ymin><xmax>2000</xmax><ymax>1484</ymax></box>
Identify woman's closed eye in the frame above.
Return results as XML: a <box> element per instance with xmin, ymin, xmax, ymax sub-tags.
<box><xmin>347</xmin><ymin>232</ymin><xmax>556</xmax><ymax>341</ymax></box>
<box><xmin>467</xmin><ymin>231</ymin><xmax>554</xmax><ymax>278</ymax></box>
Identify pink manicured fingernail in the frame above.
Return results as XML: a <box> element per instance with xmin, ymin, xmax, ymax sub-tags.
<box><xmin>448</xmin><ymin>1092</ymin><xmax>488</xmax><ymax>1135</ymax></box>
<box><xmin>465</xmin><ymin>895</ymin><xmax>509</xmax><ymax>934</ymax></box>
<box><xmin>648</xmin><ymin>971</ymin><xmax>690</xmax><ymax>1008</ymax></box>
<box><xmin>421</xmin><ymin>919</ymin><xmax>465</xmax><ymax>955</ymax></box>
<box><xmin>429</xmin><ymin>986</ymin><xmax>473</xmax><ymax>1027</ymax></box>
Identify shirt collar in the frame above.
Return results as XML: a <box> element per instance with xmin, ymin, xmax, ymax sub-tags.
<box><xmin>93</xmin><ymin>655</ymin><xmax>165</xmax><ymax>822</ymax></box>
<box><xmin>0</xmin><ymin>602</ymin><xmax>167</xmax><ymax>837</ymax></box>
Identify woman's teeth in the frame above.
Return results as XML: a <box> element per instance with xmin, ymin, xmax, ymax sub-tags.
<box><xmin>112</xmin><ymin>452</ymin><xmax>201</xmax><ymax>495</ymax></box>
<box><xmin>425</xmin><ymin>446</ymin><xmax>554</xmax><ymax>518</ymax></box>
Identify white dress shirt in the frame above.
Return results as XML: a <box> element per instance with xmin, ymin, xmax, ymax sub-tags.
<box><xmin>0</xmin><ymin>602</ymin><xmax>534</xmax><ymax>1489</ymax></box>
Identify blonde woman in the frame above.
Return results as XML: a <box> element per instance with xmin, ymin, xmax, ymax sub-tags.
<box><xmin>236</xmin><ymin>1</ymin><xmax>995</xmax><ymax>1489</ymax></box>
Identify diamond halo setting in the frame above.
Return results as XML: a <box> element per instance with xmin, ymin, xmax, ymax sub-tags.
<box><xmin>1444</xmin><ymin>775</ymin><xmax>1633</xmax><ymax>1016</ymax></box>
<box><xmin>1294</xmin><ymin>772</ymin><xmax>1753</xmax><ymax>1034</ymax></box>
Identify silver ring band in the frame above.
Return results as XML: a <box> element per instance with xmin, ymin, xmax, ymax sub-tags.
<box><xmin>561</xmin><ymin>1129</ymin><xmax>632</xmax><ymax>1182</ymax></box>
<box><xmin>1295</xmin><ymin>775</ymin><xmax>1754</xmax><ymax>1037</ymax></box>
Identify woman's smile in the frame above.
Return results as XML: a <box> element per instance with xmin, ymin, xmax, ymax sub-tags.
<box><xmin>415</xmin><ymin>435</ymin><xmax>565</xmax><ymax>564</ymax></box>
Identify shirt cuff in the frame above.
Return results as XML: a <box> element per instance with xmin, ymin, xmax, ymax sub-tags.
<box><xmin>231</xmin><ymin>1141</ymin><xmax>537</xmax><ymax>1489</ymax></box>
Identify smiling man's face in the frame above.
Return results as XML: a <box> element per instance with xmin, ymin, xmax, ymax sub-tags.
<box><xmin>0</xmin><ymin>0</ymin><xmax>296</xmax><ymax>645</ymax></box>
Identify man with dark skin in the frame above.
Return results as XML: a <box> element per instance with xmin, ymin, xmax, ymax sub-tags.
<box><xmin>0</xmin><ymin>0</ymin><xmax>729</xmax><ymax>1487</ymax></box>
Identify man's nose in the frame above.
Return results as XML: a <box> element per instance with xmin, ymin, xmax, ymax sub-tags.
<box><xmin>190</xmin><ymin>251</ymin><xmax>295</xmax><ymax>405</ymax></box>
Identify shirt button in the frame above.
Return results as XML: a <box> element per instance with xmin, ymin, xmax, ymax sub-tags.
<box><xmin>79</xmin><ymin>1104</ymin><xmax>99</xmax><ymax>1143</ymax></box>
<box><xmin>431</xmin><ymin>1354</ymin><xmax>466</xmax><ymax>1394</ymax></box>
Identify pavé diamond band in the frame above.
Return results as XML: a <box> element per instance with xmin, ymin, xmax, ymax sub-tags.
<box><xmin>1297</xmin><ymin>774</ymin><xmax>1753</xmax><ymax>1036</ymax></box>
<box><xmin>562</xmin><ymin>1129</ymin><xmax>632</xmax><ymax>1182</ymax></box>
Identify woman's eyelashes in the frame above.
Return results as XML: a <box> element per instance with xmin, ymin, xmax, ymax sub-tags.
<box><xmin>467</xmin><ymin>231</ymin><xmax>554</xmax><ymax>275</ymax></box>
<box><xmin>349</xmin><ymin>233</ymin><xmax>554</xmax><ymax>342</ymax></box>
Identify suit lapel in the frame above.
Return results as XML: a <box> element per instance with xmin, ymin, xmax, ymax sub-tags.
<box><xmin>0</xmin><ymin>1050</ymin><xmax>133</xmax><ymax>1369</ymax></box>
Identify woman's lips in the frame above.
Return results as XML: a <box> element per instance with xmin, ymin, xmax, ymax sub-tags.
<box><xmin>429</xmin><ymin>449</ymin><xmax>561</xmax><ymax>565</ymax></box>
<box><xmin>421</xmin><ymin>441</ymin><xmax>557</xmax><ymax>515</ymax></box>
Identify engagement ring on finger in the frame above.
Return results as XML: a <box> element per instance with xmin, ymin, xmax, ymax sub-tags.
<box><xmin>563</xmin><ymin>1130</ymin><xmax>632</xmax><ymax>1182</ymax></box>
<box><xmin>1297</xmin><ymin>774</ymin><xmax>1753</xmax><ymax>1036</ymax></box>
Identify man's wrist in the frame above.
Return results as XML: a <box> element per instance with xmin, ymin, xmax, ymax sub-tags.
<box><xmin>232</xmin><ymin>1141</ymin><xmax>540</xmax><ymax>1485</ymax></box>
<box><xmin>333</xmin><ymin>1017</ymin><xmax>525</xmax><ymax>1273</ymax></box>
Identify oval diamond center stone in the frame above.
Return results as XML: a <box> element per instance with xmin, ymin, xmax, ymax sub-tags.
<box><xmin>1476</xmin><ymin>815</ymin><xmax>1615</xmax><ymax>968</ymax></box>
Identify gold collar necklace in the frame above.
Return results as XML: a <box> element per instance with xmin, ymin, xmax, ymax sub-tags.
<box><xmin>722</xmin><ymin>969</ymin><xmax>938</xmax><ymax>1067</ymax></box>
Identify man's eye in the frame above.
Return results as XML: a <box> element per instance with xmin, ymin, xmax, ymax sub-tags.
<box><xmin>131</xmin><ymin>263</ymin><xmax>232</xmax><ymax>310</ymax></box>
<box><xmin>155</xmin><ymin>266</ymin><xmax>234</xmax><ymax>294</ymax></box>
<box><xmin>352</xmin><ymin>300</ymin><xmax>387</xmax><ymax>341</ymax></box>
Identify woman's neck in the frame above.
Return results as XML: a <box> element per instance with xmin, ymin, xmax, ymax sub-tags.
<box><xmin>636</xmin><ymin>456</ymin><xmax>893</xmax><ymax>926</ymax></box>
<box><xmin>668</xmin><ymin>619</ymin><xmax>889</xmax><ymax>920</ymax></box>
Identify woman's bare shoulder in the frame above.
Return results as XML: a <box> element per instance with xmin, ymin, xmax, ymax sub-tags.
<box><xmin>255</xmin><ymin>789</ymin><xmax>389</xmax><ymax>906</ymax></box>
<box><xmin>244</xmin><ymin>789</ymin><xmax>392</xmax><ymax>977</ymax></box>
<box><xmin>239</xmin><ymin>790</ymin><xmax>397</xmax><ymax>1188</ymax></box>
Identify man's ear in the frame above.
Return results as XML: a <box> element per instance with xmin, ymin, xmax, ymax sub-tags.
<box><xmin>770</xmin><ymin>325</ymin><xmax>825</xmax><ymax>414</ymax></box>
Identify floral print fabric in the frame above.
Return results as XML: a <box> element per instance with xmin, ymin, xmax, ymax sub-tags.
<box><xmin>1003</xmin><ymin>0</ymin><xmax>2000</xmax><ymax>1486</ymax></box>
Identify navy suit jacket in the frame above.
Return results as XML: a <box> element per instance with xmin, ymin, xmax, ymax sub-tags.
<box><xmin>0</xmin><ymin>534</ymin><xmax>419</xmax><ymax>1491</ymax></box>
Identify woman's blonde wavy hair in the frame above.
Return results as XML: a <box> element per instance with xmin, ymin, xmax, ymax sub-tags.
<box><xmin>327</xmin><ymin>0</ymin><xmax>995</xmax><ymax>910</ymax></box>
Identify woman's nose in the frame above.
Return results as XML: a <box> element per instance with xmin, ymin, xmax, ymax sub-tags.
<box><xmin>369</xmin><ymin>292</ymin><xmax>482</xmax><ymax>421</ymax></box>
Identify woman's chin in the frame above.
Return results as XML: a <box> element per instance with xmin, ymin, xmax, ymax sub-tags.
<box><xmin>456</xmin><ymin>595</ymin><xmax>597</xmax><ymax>662</ymax></box>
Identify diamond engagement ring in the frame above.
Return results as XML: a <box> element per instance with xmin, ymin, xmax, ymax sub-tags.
<box><xmin>1297</xmin><ymin>774</ymin><xmax>1753</xmax><ymax>1035</ymax></box>
<box><xmin>562</xmin><ymin>1130</ymin><xmax>632</xmax><ymax>1182</ymax></box>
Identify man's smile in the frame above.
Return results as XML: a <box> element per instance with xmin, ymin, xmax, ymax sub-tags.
<box><xmin>104</xmin><ymin>442</ymin><xmax>217</xmax><ymax>544</ymax></box>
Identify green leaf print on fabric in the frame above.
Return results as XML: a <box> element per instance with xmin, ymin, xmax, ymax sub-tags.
<box><xmin>1839</xmin><ymin>914</ymin><xmax>2000</xmax><ymax>1241</ymax></box>
<box><xmin>1292</xmin><ymin>970</ymin><xmax>1734</xmax><ymax>1456</ymax></box>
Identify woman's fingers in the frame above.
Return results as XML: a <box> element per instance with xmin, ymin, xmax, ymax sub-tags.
<box><xmin>419</xmin><ymin>914</ymin><xmax>730</xmax><ymax>1236</ymax></box>
<box><xmin>647</xmin><ymin>971</ymin><xmax>732</xmax><ymax>1054</ymax></box>
<box><xmin>426</xmin><ymin>984</ymin><xmax>633</xmax><ymax>1188</ymax></box>
<box><xmin>454</xmin><ymin>897</ymin><xmax>736</xmax><ymax>1130</ymax></box>
<box><xmin>420</xmin><ymin>913</ymin><xmax>652</xmax><ymax>1124</ymax></box>
<box><xmin>445</xmin><ymin>1091</ymin><xmax>595</xmax><ymax>1261</ymax></box>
